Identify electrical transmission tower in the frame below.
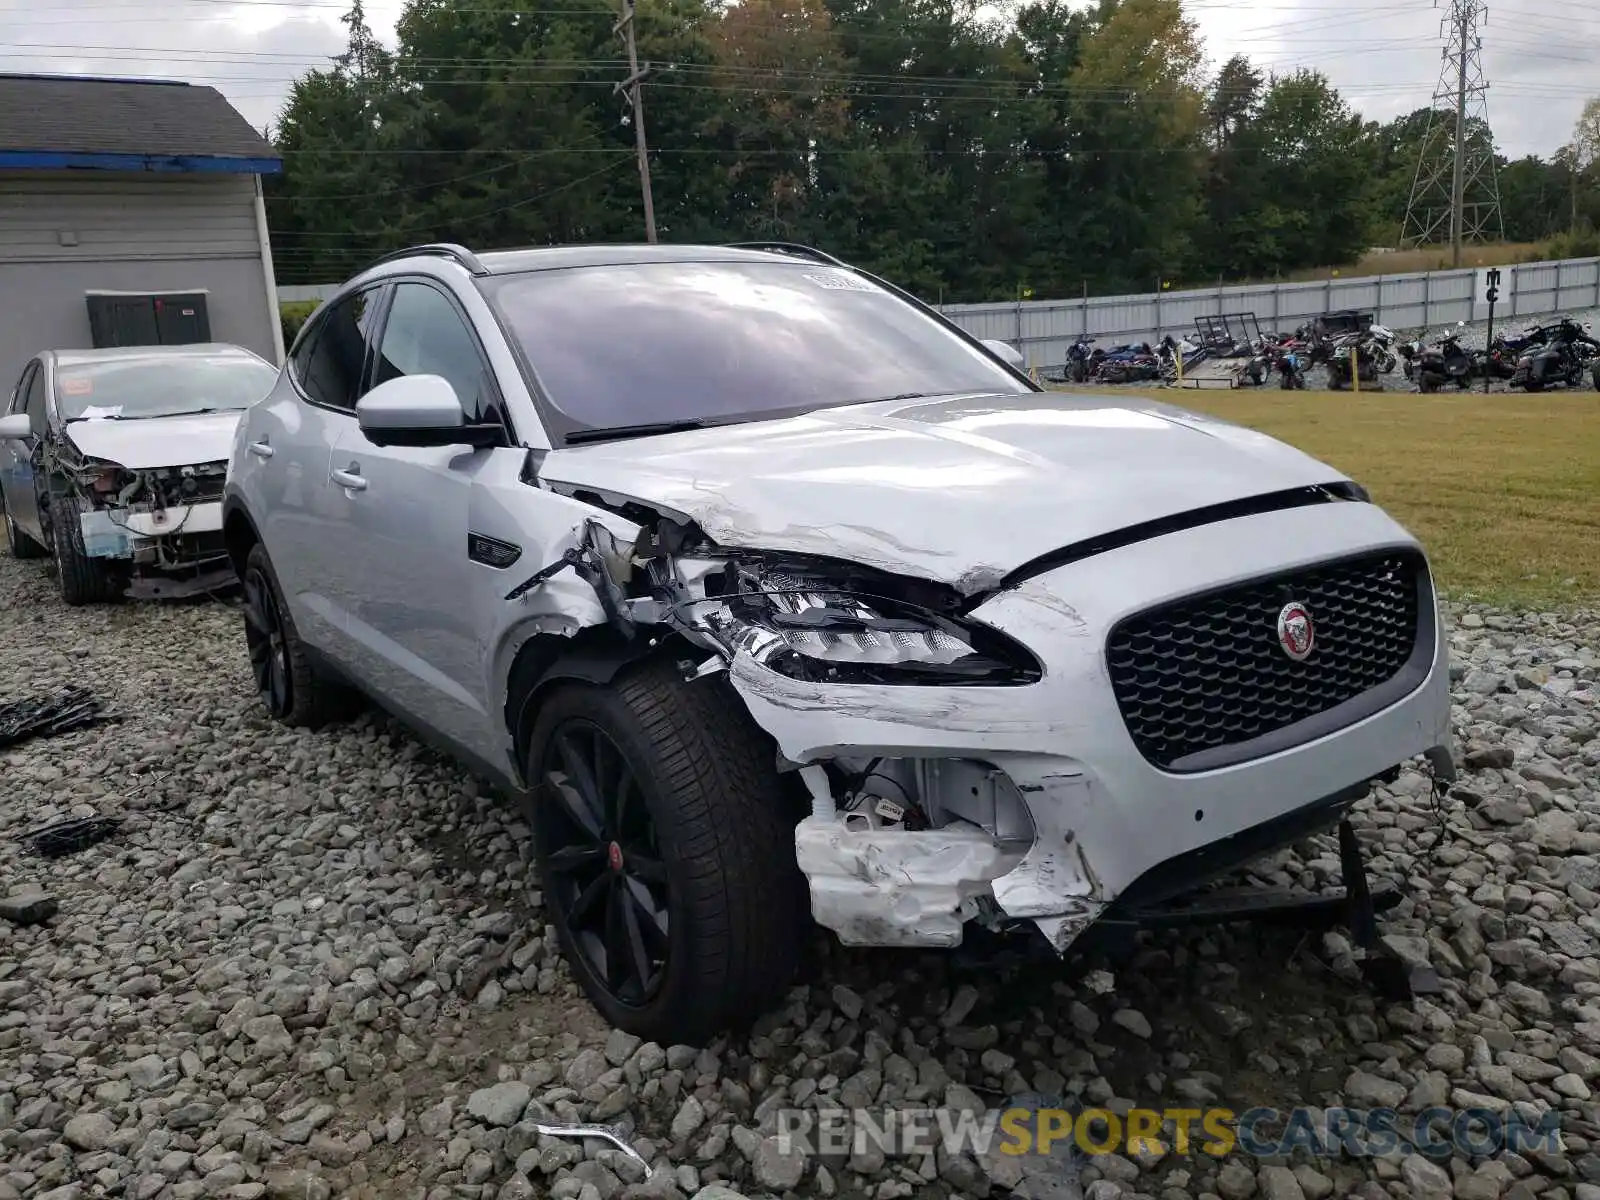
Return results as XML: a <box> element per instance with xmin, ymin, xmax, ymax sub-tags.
<box><xmin>1399</xmin><ymin>0</ymin><xmax>1504</xmax><ymax>266</ymax></box>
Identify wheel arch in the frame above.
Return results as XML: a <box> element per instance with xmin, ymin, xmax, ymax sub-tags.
<box><xmin>504</xmin><ymin>624</ymin><xmax>693</xmax><ymax>779</ymax></box>
<box><xmin>222</xmin><ymin>500</ymin><xmax>261</xmax><ymax>581</ymax></box>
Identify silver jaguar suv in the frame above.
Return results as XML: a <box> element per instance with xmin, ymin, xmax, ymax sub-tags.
<box><xmin>223</xmin><ymin>242</ymin><xmax>1455</xmax><ymax>1043</ymax></box>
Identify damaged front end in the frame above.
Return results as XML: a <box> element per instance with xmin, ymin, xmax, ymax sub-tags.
<box><xmin>507</xmin><ymin>474</ymin><xmax>1455</xmax><ymax>967</ymax></box>
<box><xmin>52</xmin><ymin>438</ymin><xmax>232</xmax><ymax>599</ymax></box>
<box><xmin>505</xmin><ymin>510</ymin><xmax>1111</xmax><ymax>952</ymax></box>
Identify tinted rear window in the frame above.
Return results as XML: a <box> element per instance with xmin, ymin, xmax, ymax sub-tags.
<box><xmin>481</xmin><ymin>260</ymin><xmax>1027</xmax><ymax>438</ymax></box>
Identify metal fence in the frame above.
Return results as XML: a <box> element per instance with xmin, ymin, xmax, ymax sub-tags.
<box><xmin>277</xmin><ymin>255</ymin><xmax>1600</xmax><ymax>370</ymax></box>
<box><xmin>277</xmin><ymin>284</ymin><xmax>340</xmax><ymax>304</ymax></box>
<box><xmin>938</xmin><ymin>256</ymin><xmax>1600</xmax><ymax>369</ymax></box>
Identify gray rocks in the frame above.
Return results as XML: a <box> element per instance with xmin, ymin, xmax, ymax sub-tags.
<box><xmin>1344</xmin><ymin>1070</ymin><xmax>1407</xmax><ymax>1109</ymax></box>
<box><xmin>263</xmin><ymin>1169</ymin><xmax>330</xmax><ymax>1200</ymax></box>
<box><xmin>467</xmin><ymin>1081</ymin><xmax>532</xmax><ymax>1128</ymax></box>
<box><xmin>61</xmin><ymin>1112</ymin><xmax>115</xmax><ymax>1152</ymax></box>
<box><xmin>2</xmin><ymin>533</ymin><xmax>1599</xmax><ymax>1200</ymax></box>
<box><xmin>750</xmin><ymin>1137</ymin><xmax>805</xmax><ymax>1191</ymax></box>
<box><xmin>670</xmin><ymin>1096</ymin><xmax>706</xmax><ymax>1141</ymax></box>
<box><xmin>1110</xmin><ymin>1008</ymin><xmax>1152</xmax><ymax>1039</ymax></box>
<box><xmin>0</xmin><ymin>887</ymin><xmax>57</xmax><ymax>925</ymax></box>
<box><xmin>1257</xmin><ymin>1165</ymin><xmax>1306</xmax><ymax>1200</ymax></box>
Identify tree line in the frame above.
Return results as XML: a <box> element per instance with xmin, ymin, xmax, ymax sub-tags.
<box><xmin>265</xmin><ymin>0</ymin><xmax>1600</xmax><ymax>303</ymax></box>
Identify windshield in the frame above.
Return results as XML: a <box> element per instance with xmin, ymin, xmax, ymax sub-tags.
<box><xmin>482</xmin><ymin>260</ymin><xmax>1029</xmax><ymax>439</ymax></box>
<box><xmin>54</xmin><ymin>354</ymin><xmax>278</xmax><ymax>421</ymax></box>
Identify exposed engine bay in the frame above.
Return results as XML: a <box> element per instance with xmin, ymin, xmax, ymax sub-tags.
<box><xmin>48</xmin><ymin>432</ymin><xmax>231</xmax><ymax>599</ymax></box>
<box><xmin>505</xmin><ymin>508</ymin><xmax>1078</xmax><ymax>947</ymax></box>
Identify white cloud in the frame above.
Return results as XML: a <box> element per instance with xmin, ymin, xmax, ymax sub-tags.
<box><xmin>0</xmin><ymin>0</ymin><xmax>1591</xmax><ymax>159</ymax></box>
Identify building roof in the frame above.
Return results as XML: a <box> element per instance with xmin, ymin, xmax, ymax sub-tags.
<box><xmin>0</xmin><ymin>73</ymin><xmax>280</xmax><ymax>174</ymax></box>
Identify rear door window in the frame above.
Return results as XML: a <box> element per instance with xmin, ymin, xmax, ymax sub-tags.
<box><xmin>292</xmin><ymin>288</ymin><xmax>381</xmax><ymax>413</ymax></box>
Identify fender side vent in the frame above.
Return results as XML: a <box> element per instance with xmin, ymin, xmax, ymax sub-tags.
<box><xmin>469</xmin><ymin>533</ymin><xmax>522</xmax><ymax>569</ymax></box>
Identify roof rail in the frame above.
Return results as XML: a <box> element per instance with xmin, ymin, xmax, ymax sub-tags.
<box><xmin>360</xmin><ymin>242</ymin><xmax>489</xmax><ymax>276</ymax></box>
<box><xmin>725</xmin><ymin>241</ymin><xmax>849</xmax><ymax>268</ymax></box>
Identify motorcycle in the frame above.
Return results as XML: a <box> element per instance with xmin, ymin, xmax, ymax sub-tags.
<box><xmin>1396</xmin><ymin>338</ymin><xmax>1422</xmax><ymax>381</ymax></box>
<box><xmin>1483</xmin><ymin>325</ymin><xmax>1544</xmax><ymax>380</ymax></box>
<box><xmin>1508</xmin><ymin>316</ymin><xmax>1600</xmax><ymax>391</ymax></box>
<box><xmin>1157</xmin><ymin>333</ymin><xmax>1207</xmax><ymax>382</ymax></box>
<box><xmin>1412</xmin><ymin>323</ymin><xmax>1476</xmax><ymax>392</ymax></box>
<box><xmin>1093</xmin><ymin>342</ymin><xmax>1161</xmax><ymax>384</ymax></box>
<box><xmin>1325</xmin><ymin>332</ymin><xmax>1383</xmax><ymax>391</ymax></box>
<box><xmin>1065</xmin><ymin>335</ymin><xmax>1097</xmax><ymax>384</ymax></box>
<box><xmin>1365</xmin><ymin>324</ymin><xmax>1400</xmax><ymax>375</ymax></box>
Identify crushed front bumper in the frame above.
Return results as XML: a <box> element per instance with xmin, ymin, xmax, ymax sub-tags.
<box><xmin>728</xmin><ymin>500</ymin><xmax>1456</xmax><ymax>952</ymax></box>
<box><xmin>79</xmin><ymin>499</ymin><xmax>233</xmax><ymax>598</ymax></box>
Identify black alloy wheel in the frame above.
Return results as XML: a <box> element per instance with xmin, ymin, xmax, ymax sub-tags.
<box><xmin>539</xmin><ymin>719</ymin><xmax>671</xmax><ymax>1007</ymax></box>
<box><xmin>243</xmin><ymin>560</ymin><xmax>291</xmax><ymax>717</ymax></box>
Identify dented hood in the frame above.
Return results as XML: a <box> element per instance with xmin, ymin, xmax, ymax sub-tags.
<box><xmin>63</xmin><ymin>410</ymin><xmax>243</xmax><ymax>470</ymax></box>
<box><xmin>538</xmin><ymin>392</ymin><xmax>1354</xmax><ymax>589</ymax></box>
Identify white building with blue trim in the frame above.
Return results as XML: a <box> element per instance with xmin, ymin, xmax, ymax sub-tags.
<box><xmin>0</xmin><ymin>72</ymin><xmax>285</xmax><ymax>384</ymax></box>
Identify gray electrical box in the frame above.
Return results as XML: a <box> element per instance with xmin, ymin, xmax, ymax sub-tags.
<box><xmin>86</xmin><ymin>291</ymin><xmax>211</xmax><ymax>349</ymax></box>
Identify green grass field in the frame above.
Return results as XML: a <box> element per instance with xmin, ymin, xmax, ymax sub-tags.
<box><xmin>1056</xmin><ymin>387</ymin><xmax>1600</xmax><ymax>609</ymax></box>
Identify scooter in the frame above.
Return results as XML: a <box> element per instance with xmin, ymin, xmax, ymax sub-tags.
<box><xmin>1413</xmin><ymin>323</ymin><xmax>1476</xmax><ymax>392</ymax></box>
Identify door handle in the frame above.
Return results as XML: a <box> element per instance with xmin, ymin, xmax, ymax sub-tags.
<box><xmin>331</xmin><ymin>467</ymin><xmax>367</xmax><ymax>492</ymax></box>
<box><xmin>248</xmin><ymin>440</ymin><xmax>274</xmax><ymax>459</ymax></box>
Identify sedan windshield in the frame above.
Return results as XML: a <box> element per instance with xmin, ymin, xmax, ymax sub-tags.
<box><xmin>482</xmin><ymin>260</ymin><xmax>1030</xmax><ymax>440</ymax></box>
<box><xmin>54</xmin><ymin>354</ymin><xmax>278</xmax><ymax>421</ymax></box>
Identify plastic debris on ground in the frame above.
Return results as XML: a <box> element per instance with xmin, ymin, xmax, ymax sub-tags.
<box><xmin>0</xmin><ymin>685</ymin><xmax>115</xmax><ymax>748</ymax></box>
<box><xmin>17</xmin><ymin>815</ymin><xmax>123</xmax><ymax>859</ymax></box>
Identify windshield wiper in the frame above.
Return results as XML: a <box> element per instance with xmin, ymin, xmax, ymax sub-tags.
<box><xmin>564</xmin><ymin>418</ymin><xmax>714</xmax><ymax>445</ymax></box>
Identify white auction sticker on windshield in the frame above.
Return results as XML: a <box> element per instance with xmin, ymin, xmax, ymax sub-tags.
<box><xmin>802</xmin><ymin>269</ymin><xmax>877</xmax><ymax>292</ymax></box>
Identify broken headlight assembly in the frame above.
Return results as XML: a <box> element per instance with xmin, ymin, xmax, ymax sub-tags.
<box><xmin>695</xmin><ymin>554</ymin><xmax>1042</xmax><ymax>685</ymax></box>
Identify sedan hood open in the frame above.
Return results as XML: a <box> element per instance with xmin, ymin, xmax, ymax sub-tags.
<box><xmin>64</xmin><ymin>410</ymin><xmax>243</xmax><ymax>470</ymax></box>
<box><xmin>537</xmin><ymin>392</ymin><xmax>1356</xmax><ymax>593</ymax></box>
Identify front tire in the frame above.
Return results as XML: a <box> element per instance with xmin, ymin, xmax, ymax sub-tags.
<box><xmin>240</xmin><ymin>543</ymin><xmax>351</xmax><ymax>727</ymax></box>
<box><xmin>528</xmin><ymin>658</ymin><xmax>805</xmax><ymax>1045</ymax></box>
<box><xmin>49</xmin><ymin>495</ymin><xmax>121</xmax><ymax>605</ymax></box>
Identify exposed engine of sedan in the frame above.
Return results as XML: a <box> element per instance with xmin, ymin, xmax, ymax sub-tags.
<box><xmin>55</xmin><ymin>443</ymin><xmax>231</xmax><ymax>598</ymax></box>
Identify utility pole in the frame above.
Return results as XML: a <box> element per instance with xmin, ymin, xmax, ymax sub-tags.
<box><xmin>1450</xmin><ymin>0</ymin><xmax>1469</xmax><ymax>266</ymax></box>
<box><xmin>614</xmin><ymin>0</ymin><xmax>657</xmax><ymax>243</ymax></box>
<box><xmin>1400</xmin><ymin>0</ymin><xmax>1502</xmax><ymax>255</ymax></box>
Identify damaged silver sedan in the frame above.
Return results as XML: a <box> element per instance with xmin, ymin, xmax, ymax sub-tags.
<box><xmin>0</xmin><ymin>344</ymin><xmax>277</xmax><ymax>603</ymax></box>
<box><xmin>222</xmin><ymin>243</ymin><xmax>1455</xmax><ymax>1044</ymax></box>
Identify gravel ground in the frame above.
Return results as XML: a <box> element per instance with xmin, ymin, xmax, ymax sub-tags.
<box><xmin>2</xmin><ymin>551</ymin><xmax>1598</xmax><ymax>1200</ymax></box>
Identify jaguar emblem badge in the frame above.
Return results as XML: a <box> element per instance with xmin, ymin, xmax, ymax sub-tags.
<box><xmin>1276</xmin><ymin>602</ymin><xmax>1315</xmax><ymax>661</ymax></box>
